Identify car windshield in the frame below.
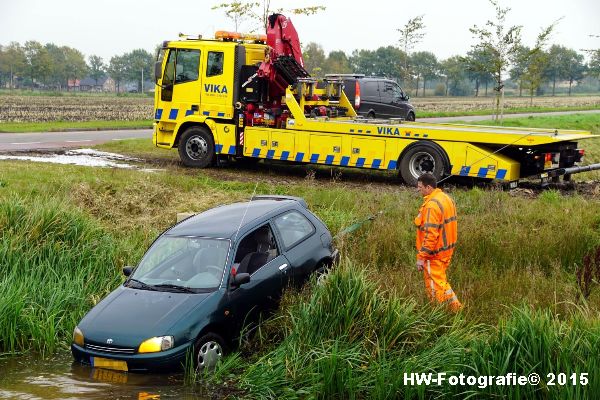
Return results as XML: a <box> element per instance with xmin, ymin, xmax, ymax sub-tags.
<box><xmin>130</xmin><ymin>236</ymin><xmax>230</xmax><ymax>292</ymax></box>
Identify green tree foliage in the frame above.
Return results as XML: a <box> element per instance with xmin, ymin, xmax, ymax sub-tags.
<box><xmin>509</xmin><ymin>45</ymin><xmax>531</xmax><ymax>96</ymax></box>
<box><xmin>410</xmin><ymin>51</ymin><xmax>438</xmax><ymax>97</ymax></box>
<box><xmin>440</xmin><ymin>56</ymin><xmax>469</xmax><ymax>96</ymax></box>
<box><xmin>63</xmin><ymin>47</ymin><xmax>88</xmax><ymax>88</ymax></box>
<box><xmin>563</xmin><ymin>51</ymin><xmax>586</xmax><ymax>96</ymax></box>
<box><xmin>303</xmin><ymin>42</ymin><xmax>326</xmax><ymax>77</ymax></box>
<box><xmin>469</xmin><ymin>0</ymin><xmax>522</xmax><ymax>120</ymax></box>
<box><xmin>520</xmin><ymin>23</ymin><xmax>556</xmax><ymax>105</ymax></box>
<box><xmin>464</xmin><ymin>48</ymin><xmax>494</xmax><ymax>96</ymax></box>
<box><xmin>123</xmin><ymin>49</ymin><xmax>153</xmax><ymax>92</ymax></box>
<box><xmin>0</xmin><ymin>42</ymin><xmax>26</xmax><ymax>88</ymax></box>
<box><xmin>107</xmin><ymin>55</ymin><xmax>127</xmax><ymax>92</ymax></box>
<box><xmin>350</xmin><ymin>46</ymin><xmax>405</xmax><ymax>81</ymax></box>
<box><xmin>88</xmin><ymin>55</ymin><xmax>106</xmax><ymax>85</ymax></box>
<box><xmin>324</xmin><ymin>50</ymin><xmax>352</xmax><ymax>74</ymax></box>
<box><xmin>23</xmin><ymin>41</ymin><xmax>52</xmax><ymax>87</ymax></box>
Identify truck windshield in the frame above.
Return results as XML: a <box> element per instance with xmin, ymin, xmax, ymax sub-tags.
<box><xmin>131</xmin><ymin>236</ymin><xmax>230</xmax><ymax>292</ymax></box>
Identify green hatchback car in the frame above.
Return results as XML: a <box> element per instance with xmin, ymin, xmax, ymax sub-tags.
<box><xmin>71</xmin><ymin>196</ymin><xmax>337</xmax><ymax>372</ymax></box>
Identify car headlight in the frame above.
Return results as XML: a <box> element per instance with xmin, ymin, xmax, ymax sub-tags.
<box><xmin>73</xmin><ymin>326</ymin><xmax>84</xmax><ymax>346</ymax></box>
<box><xmin>138</xmin><ymin>336</ymin><xmax>174</xmax><ymax>353</ymax></box>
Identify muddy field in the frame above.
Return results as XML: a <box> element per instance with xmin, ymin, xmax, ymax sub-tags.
<box><xmin>0</xmin><ymin>95</ymin><xmax>153</xmax><ymax>123</ymax></box>
<box><xmin>1</xmin><ymin>93</ymin><xmax>599</xmax><ymax>123</ymax></box>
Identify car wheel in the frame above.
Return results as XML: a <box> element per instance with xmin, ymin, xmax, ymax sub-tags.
<box><xmin>399</xmin><ymin>142</ymin><xmax>447</xmax><ymax>186</ymax></box>
<box><xmin>366</xmin><ymin>111</ymin><xmax>376</xmax><ymax>119</ymax></box>
<box><xmin>406</xmin><ymin>112</ymin><xmax>415</xmax><ymax>121</ymax></box>
<box><xmin>194</xmin><ymin>333</ymin><xmax>227</xmax><ymax>370</ymax></box>
<box><xmin>178</xmin><ymin>126</ymin><xmax>215</xmax><ymax>168</ymax></box>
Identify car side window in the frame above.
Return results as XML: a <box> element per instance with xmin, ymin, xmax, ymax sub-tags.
<box><xmin>207</xmin><ymin>52</ymin><xmax>224</xmax><ymax>77</ymax></box>
<box><xmin>273</xmin><ymin>211</ymin><xmax>315</xmax><ymax>250</ymax></box>
<box><xmin>175</xmin><ymin>49</ymin><xmax>200</xmax><ymax>84</ymax></box>
<box><xmin>362</xmin><ymin>81</ymin><xmax>379</xmax><ymax>99</ymax></box>
<box><xmin>234</xmin><ymin>224</ymin><xmax>279</xmax><ymax>275</ymax></box>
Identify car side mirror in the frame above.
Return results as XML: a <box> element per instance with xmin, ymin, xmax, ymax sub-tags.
<box><xmin>122</xmin><ymin>266</ymin><xmax>133</xmax><ymax>277</ymax></box>
<box><xmin>232</xmin><ymin>273</ymin><xmax>250</xmax><ymax>286</ymax></box>
<box><xmin>154</xmin><ymin>60</ymin><xmax>163</xmax><ymax>83</ymax></box>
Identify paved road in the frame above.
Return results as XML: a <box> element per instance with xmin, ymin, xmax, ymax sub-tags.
<box><xmin>0</xmin><ymin>110</ymin><xmax>598</xmax><ymax>152</ymax></box>
<box><xmin>0</xmin><ymin>129</ymin><xmax>152</xmax><ymax>152</ymax></box>
<box><xmin>419</xmin><ymin>109</ymin><xmax>600</xmax><ymax>123</ymax></box>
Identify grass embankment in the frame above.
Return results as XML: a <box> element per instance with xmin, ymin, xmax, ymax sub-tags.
<box><xmin>0</xmin><ymin>113</ymin><xmax>599</xmax><ymax>397</ymax></box>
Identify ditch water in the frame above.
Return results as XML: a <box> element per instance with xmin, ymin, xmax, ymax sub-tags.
<box><xmin>0</xmin><ymin>353</ymin><xmax>210</xmax><ymax>399</ymax></box>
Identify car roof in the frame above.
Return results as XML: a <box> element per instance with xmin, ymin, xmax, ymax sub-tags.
<box><xmin>166</xmin><ymin>199</ymin><xmax>299</xmax><ymax>239</ymax></box>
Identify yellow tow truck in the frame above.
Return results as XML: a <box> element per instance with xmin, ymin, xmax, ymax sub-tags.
<box><xmin>152</xmin><ymin>14</ymin><xmax>599</xmax><ymax>186</ymax></box>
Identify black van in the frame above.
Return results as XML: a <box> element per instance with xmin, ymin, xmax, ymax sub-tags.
<box><xmin>327</xmin><ymin>74</ymin><xmax>415</xmax><ymax>121</ymax></box>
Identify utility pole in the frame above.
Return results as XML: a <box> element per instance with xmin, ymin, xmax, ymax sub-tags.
<box><xmin>141</xmin><ymin>68</ymin><xmax>144</xmax><ymax>93</ymax></box>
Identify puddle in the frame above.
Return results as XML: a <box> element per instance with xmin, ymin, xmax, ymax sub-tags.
<box><xmin>0</xmin><ymin>354</ymin><xmax>210</xmax><ymax>399</ymax></box>
<box><xmin>0</xmin><ymin>149</ymin><xmax>162</xmax><ymax>172</ymax></box>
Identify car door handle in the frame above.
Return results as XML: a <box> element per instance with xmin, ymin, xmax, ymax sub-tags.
<box><xmin>278</xmin><ymin>264</ymin><xmax>288</xmax><ymax>271</ymax></box>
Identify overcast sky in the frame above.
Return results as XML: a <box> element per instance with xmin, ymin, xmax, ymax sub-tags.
<box><xmin>2</xmin><ymin>0</ymin><xmax>599</xmax><ymax>62</ymax></box>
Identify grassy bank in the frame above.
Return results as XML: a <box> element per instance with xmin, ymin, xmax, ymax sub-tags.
<box><xmin>1</xmin><ymin>112</ymin><xmax>600</xmax><ymax>397</ymax></box>
<box><xmin>0</xmin><ymin>119</ymin><xmax>152</xmax><ymax>133</ymax></box>
<box><xmin>216</xmin><ymin>264</ymin><xmax>600</xmax><ymax>399</ymax></box>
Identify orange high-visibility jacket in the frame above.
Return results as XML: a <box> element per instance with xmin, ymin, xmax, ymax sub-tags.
<box><xmin>414</xmin><ymin>188</ymin><xmax>458</xmax><ymax>261</ymax></box>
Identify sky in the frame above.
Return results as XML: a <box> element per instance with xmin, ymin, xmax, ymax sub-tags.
<box><xmin>1</xmin><ymin>0</ymin><xmax>599</xmax><ymax>62</ymax></box>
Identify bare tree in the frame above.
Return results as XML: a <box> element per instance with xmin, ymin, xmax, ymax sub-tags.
<box><xmin>212</xmin><ymin>1</ymin><xmax>258</xmax><ymax>31</ymax></box>
<box><xmin>469</xmin><ymin>0</ymin><xmax>522</xmax><ymax>122</ymax></box>
<box><xmin>397</xmin><ymin>15</ymin><xmax>425</xmax><ymax>90</ymax></box>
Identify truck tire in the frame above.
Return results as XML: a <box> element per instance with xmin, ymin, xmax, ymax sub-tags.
<box><xmin>178</xmin><ymin>126</ymin><xmax>215</xmax><ymax>168</ymax></box>
<box><xmin>399</xmin><ymin>142</ymin><xmax>447</xmax><ymax>186</ymax></box>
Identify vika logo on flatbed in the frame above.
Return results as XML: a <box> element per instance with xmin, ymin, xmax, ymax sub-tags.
<box><xmin>204</xmin><ymin>84</ymin><xmax>228</xmax><ymax>94</ymax></box>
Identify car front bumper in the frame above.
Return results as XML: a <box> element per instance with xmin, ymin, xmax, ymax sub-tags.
<box><xmin>71</xmin><ymin>340</ymin><xmax>194</xmax><ymax>372</ymax></box>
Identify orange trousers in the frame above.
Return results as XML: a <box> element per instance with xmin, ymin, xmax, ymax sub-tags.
<box><xmin>422</xmin><ymin>259</ymin><xmax>462</xmax><ymax>312</ymax></box>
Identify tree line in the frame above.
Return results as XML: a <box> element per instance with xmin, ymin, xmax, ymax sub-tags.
<box><xmin>0</xmin><ymin>41</ymin><xmax>154</xmax><ymax>92</ymax></box>
<box><xmin>302</xmin><ymin>42</ymin><xmax>599</xmax><ymax>97</ymax></box>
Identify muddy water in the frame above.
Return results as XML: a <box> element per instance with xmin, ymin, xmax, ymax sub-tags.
<box><xmin>0</xmin><ymin>353</ymin><xmax>210</xmax><ymax>399</ymax></box>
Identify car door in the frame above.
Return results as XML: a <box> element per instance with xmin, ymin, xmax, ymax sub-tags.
<box><xmin>390</xmin><ymin>83</ymin><xmax>410</xmax><ymax>118</ymax></box>
<box><xmin>226</xmin><ymin>224</ymin><xmax>290</xmax><ymax>331</ymax></box>
<box><xmin>272</xmin><ymin>210</ymin><xmax>319</xmax><ymax>286</ymax></box>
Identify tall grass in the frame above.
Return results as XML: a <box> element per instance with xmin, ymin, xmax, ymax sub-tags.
<box><xmin>204</xmin><ymin>263</ymin><xmax>600</xmax><ymax>399</ymax></box>
<box><xmin>0</xmin><ymin>195</ymin><xmax>137</xmax><ymax>355</ymax></box>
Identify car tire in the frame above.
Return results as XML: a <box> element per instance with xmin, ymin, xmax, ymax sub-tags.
<box><xmin>178</xmin><ymin>126</ymin><xmax>215</xmax><ymax>168</ymax></box>
<box><xmin>399</xmin><ymin>142</ymin><xmax>447</xmax><ymax>186</ymax></box>
<box><xmin>194</xmin><ymin>333</ymin><xmax>227</xmax><ymax>370</ymax></box>
<box><xmin>406</xmin><ymin>112</ymin><xmax>416</xmax><ymax>121</ymax></box>
<box><xmin>366</xmin><ymin>111</ymin><xmax>376</xmax><ymax>119</ymax></box>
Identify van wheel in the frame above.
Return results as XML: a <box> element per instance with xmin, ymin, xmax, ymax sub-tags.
<box><xmin>366</xmin><ymin>111</ymin><xmax>376</xmax><ymax>119</ymax></box>
<box><xmin>178</xmin><ymin>126</ymin><xmax>215</xmax><ymax>168</ymax></box>
<box><xmin>399</xmin><ymin>142</ymin><xmax>447</xmax><ymax>186</ymax></box>
<box><xmin>194</xmin><ymin>333</ymin><xmax>227</xmax><ymax>370</ymax></box>
<box><xmin>406</xmin><ymin>112</ymin><xmax>415</xmax><ymax>121</ymax></box>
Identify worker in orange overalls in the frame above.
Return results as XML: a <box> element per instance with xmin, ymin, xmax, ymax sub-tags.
<box><xmin>414</xmin><ymin>173</ymin><xmax>462</xmax><ymax>311</ymax></box>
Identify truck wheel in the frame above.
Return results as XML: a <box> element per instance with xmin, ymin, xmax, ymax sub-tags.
<box><xmin>194</xmin><ymin>333</ymin><xmax>227</xmax><ymax>370</ymax></box>
<box><xmin>178</xmin><ymin>126</ymin><xmax>215</xmax><ymax>168</ymax></box>
<box><xmin>399</xmin><ymin>142</ymin><xmax>447</xmax><ymax>186</ymax></box>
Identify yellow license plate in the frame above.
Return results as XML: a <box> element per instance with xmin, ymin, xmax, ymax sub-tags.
<box><xmin>93</xmin><ymin>367</ymin><xmax>128</xmax><ymax>383</ymax></box>
<box><xmin>91</xmin><ymin>356</ymin><xmax>128</xmax><ymax>372</ymax></box>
